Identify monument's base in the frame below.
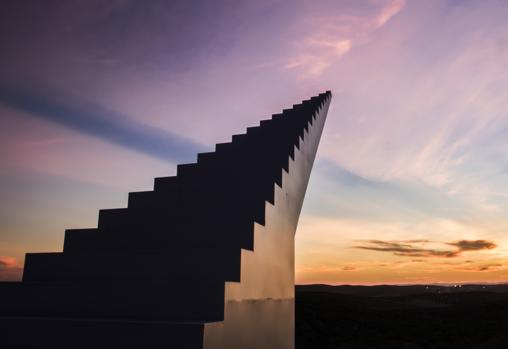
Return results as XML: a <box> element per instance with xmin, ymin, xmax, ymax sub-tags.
<box><xmin>204</xmin><ymin>298</ymin><xmax>294</xmax><ymax>349</ymax></box>
<box><xmin>1</xmin><ymin>317</ymin><xmax>204</xmax><ymax>348</ymax></box>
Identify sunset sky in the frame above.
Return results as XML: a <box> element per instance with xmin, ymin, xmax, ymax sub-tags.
<box><xmin>1</xmin><ymin>0</ymin><xmax>508</xmax><ymax>285</ymax></box>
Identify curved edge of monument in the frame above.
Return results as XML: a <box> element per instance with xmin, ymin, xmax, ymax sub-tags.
<box><xmin>0</xmin><ymin>91</ymin><xmax>331</xmax><ymax>349</ymax></box>
<box><xmin>203</xmin><ymin>92</ymin><xmax>330</xmax><ymax>349</ymax></box>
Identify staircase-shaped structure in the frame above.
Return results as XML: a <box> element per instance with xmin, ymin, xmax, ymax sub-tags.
<box><xmin>0</xmin><ymin>91</ymin><xmax>331</xmax><ymax>348</ymax></box>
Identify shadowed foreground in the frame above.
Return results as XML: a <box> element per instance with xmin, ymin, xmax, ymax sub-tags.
<box><xmin>296</xmin><ymin>284</ymin><xmax>508</xmax><ymax>349</ymax></box>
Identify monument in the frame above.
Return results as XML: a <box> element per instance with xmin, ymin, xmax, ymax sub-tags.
<box><xmin>0</xmin><ymin>91</ymin><xmax>331</xmax><ymax>348</ymax></box>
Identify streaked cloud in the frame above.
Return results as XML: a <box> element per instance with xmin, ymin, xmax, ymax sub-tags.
<box><xmin>456</xmin><ymin>263</ymin><xmax>505</xmax><ymax>272</ymax></box>
<box><xmin>0</xmin><ymin>84</ymin><xmax>204</xmax><ymax>163</ymax></box>
<box><xmin>447</xmin><ymin>240</ymin><xmax>497</xmax><ymax>252</ymax></box>
<box><xmin>354</xmin><ymin>239</ymin><xmax>497</xmax><ymax>258</ymax></box>
<box><xmin>284</xmin><ymin>0</ymin><xmax>406</xmax><ymax>77</ymax></box>
<box><xmin>374</xmin><ymin>0</ymin><xmax>406</xmax><ymax>28</ymax></box>
<box><xmin>342</xmin><ymin>266</ymin><xmax>358</xmax><ymax>271</ymax></box>
<box><xmin>354</xmin><ymin>240</ymin><xmax>459</xmax><ymax>258</ymax></box>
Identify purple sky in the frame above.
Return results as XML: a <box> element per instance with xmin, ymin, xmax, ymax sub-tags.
<box><xmin>2</xmin><ymin>0</ymin><xmax>508</xmax><ymax>284</ymax></box>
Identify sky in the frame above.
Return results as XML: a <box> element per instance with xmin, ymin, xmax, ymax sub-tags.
<box><xmin>1</xmin><ymin>0</ymin><xmax>508</xmax><ymax>285</ymax></box>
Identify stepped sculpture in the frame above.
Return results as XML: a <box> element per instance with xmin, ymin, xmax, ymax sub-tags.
<box><xmin>0</xmin><ymin>91</ymin><xmax>331</xmax><ymax>348</ymax></box>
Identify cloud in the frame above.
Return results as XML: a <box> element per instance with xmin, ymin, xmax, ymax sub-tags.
<box><xmin>342</xmin><ymin>266</ymin><xmax>357</xmax><ymax>271</ymax></box>
<box><xmin>0</xmin><ymin>256</ymin><xmax>16</xmax><ymax>268</ymax></box>
<box><xmin>447</xmin><ymin>240</ymin><xmax>497</xmax><ymax>251</ymax></box>
<box><xmin>0</xmin><ymin>256</ymin><xmax>22</xmax><ymax>281</ymax></box>
<box><xmin>476</xmin><ymin>264</ymin><xmax>503</xmax><ymax>271</ymax></box>
<box><xmin>297</xmin><ymin>264</ymin><xmax>362</xmax><ymax>273</ymax></box>
<box><xmin>354</xmin><ymin>240</ymin><xmax>459</xmax><ymax>258</ymax></box>
<box><xmin>374</xmin><ymin>0</ymin><xmax>406</xmax><ymax>29</ymax></box>
<box><xmin>455</xmin><ymin>263</ymin><xmax>505</xmax><ymax>272</ymax></box>
<box><xmin>354</xmin><ymin>239</ymin><xmax>497</xmax><ymax>258</ymax></box>
<box><xmin>284</xmin><ymin>38</ymin><xmax>352</xmax><ymax>77</ymax></box>
<box><xmin>284</xmin><ymin>0</ymin><xmax>405</xmax><ymax>77</ymax></box>
<box><xmin>316</xmin><ymin>158</ymin><xmax>386</xmax><ymax>188</ymax></box>
<box><xmin>305</xmin><ymin>157</ymin><xmax>462</xmax><ymax>220</ymax></box>
<box><xmin>0</xmin><ymin>84</ymin><xmax>204</xmax><ymax>163</ymax></box>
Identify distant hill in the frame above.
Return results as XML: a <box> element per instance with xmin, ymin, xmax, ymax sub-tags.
<box><xmin>296</xmin><ymin>283</ymin><xmax>508</xmax><ymax>297</ymax></box>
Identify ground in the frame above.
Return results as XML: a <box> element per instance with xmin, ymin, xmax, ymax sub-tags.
<box><xmin>296</xmin><ymin>284</ymin><xmax>508</xmax><ymax>349</ymax></box>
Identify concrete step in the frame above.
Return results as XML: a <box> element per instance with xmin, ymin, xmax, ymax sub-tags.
<box><xmin>127</xmin><ymin>190</ymin><xmax>155</xmax><ymax>210</ymax></box>
<box><xmin>63</xmin><ymin>216</ymin><xmax>256</xmax><ymax>254</ymax></box>
<box><xmin>63</xmin><ymin>228</ymin><xmax>99</xmax><ymax>253</ymax></box>
<box><xmin>196</xmin><ymin>151</ymin><xmax>215</xmax><ymax>164</ymax></box>
<box><xmin>98</xmin><ymin>208</ymin><xmax>130</xmax><ymax>231</ymax></box>
<box><xmin>0</xmin><ymin>279</ymin><xmax>226</xmax><ymax>322</ymax></box>
<box><xmin>177</xmin><ymin>163</ymin><xmax>199</xmax><ymax>177</ymax></box>
<box><xmin>23</xmin><ymin>248</ymin><xmax>241</xmax><ymax>283</ymax></box>
<box><xmin>153</xmin><ymin>176</ymin><xmax>178</xmax><ymax>192</ymax></box>
<box><xmin>1</xmin><ymin>316</ymin><xmax>205</xmax><ymax>349</ymax></box>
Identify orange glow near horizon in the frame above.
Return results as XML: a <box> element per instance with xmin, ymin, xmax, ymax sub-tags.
<box><xmin>295</xmin><ymin>216</ymin><xmax>508</xmax><ymax>285</ymax></box>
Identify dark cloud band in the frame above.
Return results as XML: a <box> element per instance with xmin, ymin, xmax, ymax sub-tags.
<box><xmin>0</xmin><ymin>84</ymin><xmax>204</xmax><ymax>163</ymax></box>
<box><xmin>354</xmin><ymin>239</ymin><xmax>496</xmax><ymax>258</ymax></box>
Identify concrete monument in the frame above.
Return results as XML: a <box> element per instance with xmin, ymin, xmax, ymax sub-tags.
<box><xmin>0</xmin><ymin>91</ymin><xmax>331</xmax><ymax>348</ymax></box>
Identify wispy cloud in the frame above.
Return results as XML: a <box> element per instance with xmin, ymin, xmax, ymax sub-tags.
<box><xmin>374</xmin><ymin>0</ymin><xmax>406</xmax><ymax>29</ymax></box>
<box><xmin>458</xmin><ymin>263</ymin><xmax>504</xmax><ymax>272</ymax></box>
<box><xmin>285</xmin><ymin>0</ymin><xmax>405</xmax><ymax>77</ymax></box>
<box><xmin>447</xmin><ymin>240</ymin><xmax>497</xmax><ymax>251</ymax></box>
<box><xmin>354</xmin><ymin>240</ymin><xmax>459</xmax><ymax>258</ymax></box>
<box><xmin>0</xmin><ymin>84</ymin><xmax>204</xmax><ymax>163</ymax></box>
<box><xmin>297</xmin><ymin>264</ymin><xmax>363</xmax><ymax>273</ymax></box>
<box><xmin>354</xmin><ymin>239</ymin><xmax>497</xmax><ymax>258</ymax></box>
<box><xmin>284</xmin><ymin>39</ymin><xmax>352</xmax><ymax>77</ymax></box>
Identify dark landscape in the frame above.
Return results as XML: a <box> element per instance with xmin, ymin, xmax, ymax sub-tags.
<box><xmin>296</xmin><ymin>284</ymin><xmax>508</xmax><ymax>349</ymax></box>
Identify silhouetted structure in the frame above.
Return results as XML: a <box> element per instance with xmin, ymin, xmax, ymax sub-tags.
<box><xmin>0</xmin><ymin>92</ymin><xmax>331</xmax><ymax>348</ymax></box>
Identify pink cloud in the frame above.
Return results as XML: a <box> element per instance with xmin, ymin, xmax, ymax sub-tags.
<box><xmin>354</xmin><ymin>239</ymin><xmax>497</xmax><ymax>258</ymax></box>
<box><xmin>374</xmin><ymin>0</ymin><xmax>406</xmax><ymax>28</ymax></box>
<box><xmin>0</xmin><ymin>256</ymin><xmax>22</xmax><ymax>281</ymax></box>
<box><xmin>284</xmin><ymin>0</ymin><xmax>405</xmax><ymax>78</ymax></box>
